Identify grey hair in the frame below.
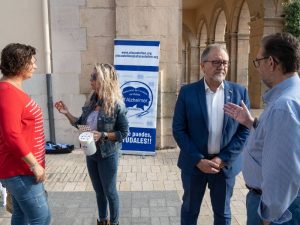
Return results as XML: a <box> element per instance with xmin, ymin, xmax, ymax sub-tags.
<box><xmin>201</xmin><ymin>44</ymin><xmax>228</xmax><ymax>62</ymax></box>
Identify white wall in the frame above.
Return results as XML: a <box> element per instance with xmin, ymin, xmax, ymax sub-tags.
<box><xmin>0</xmin><ymin>0</ymin><xmax>86</xmax><ymax>146</ymax></box>
<box><xmin>50</xmin><ymin>0</ymin><xmax>87</xmax><ymax>146</ymax></box>
<box><xmin>0</xmin><ymin>0</ymin><xmax>50</xmax><ymax>140</ymax></box>
<box><xmin>0</xmin><ymin>0</ymin><xmax>46</xmax><ymax>73</ymax></box>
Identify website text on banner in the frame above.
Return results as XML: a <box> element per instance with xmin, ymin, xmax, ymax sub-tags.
<box><xmin>114</xmin><ymin>40</ymin><xmax>160</xmax><ymax>155</ymax></box>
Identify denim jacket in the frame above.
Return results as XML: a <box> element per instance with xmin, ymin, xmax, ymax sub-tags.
<box><xmin>75</xmin><ymin>93</ymin><xmax>129</xmax><ymax>158</ymax></box>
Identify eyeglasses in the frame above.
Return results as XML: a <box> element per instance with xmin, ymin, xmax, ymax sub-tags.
<box><xmin>203</xmin><ymin>60</ymin><xmax>230</xmax><ymax>67</ymax></box>
<box><xmin>252</xmin><ymin>57</ymin><xmax>269</xmax><ymax>68</ymax></box>
<box><xmin>253</xmin><ymin>56</ymin><xmax>279</xmax><ymax>68</ymax></box>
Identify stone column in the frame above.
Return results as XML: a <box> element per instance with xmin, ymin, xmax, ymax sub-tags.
<box><xmin>206</xmin><ymin>38</ymin><xmax>214</xmax><ymax>45</ymax></box>
<box><xmin>189</xmin><ymin>45</ymin><xmax>200</xmax><ymax>83</ymax></box>
<box><xmin>248</xmin><ymin>17</ymin><xmax>283</xmax><ymax>108</ymax></box>
<box><xmin>199</xmin><ymin>44</ymin><xmax>206</xmax><ymax>79</ymax></box>
<box><xmin>236</xmin><ymin>33</ymin><xmax>250</xmax><ymax>87</ymax></box>
<box><xmin>115</xmin><ymin>0</ymin><xmax>181</xmax><ymax>148</ymax></box>
<box><xmin>226</xmin><ymin>32</ymin><xmax>250</xmax><ymax>87</ymax></box>
<box><xmin>184</xmin><ymin>47</ymin><xmax>189</xmax><ymax>84</ymax></box>
<box><xmin>180</xmin><ymin>49</ymin><xmax>187</xmax><ymax>88</ymax></box>
<box><xmin>225</xmin><ymin>32</ymin><xmax>238</xmax><ymax>82</ymax></box>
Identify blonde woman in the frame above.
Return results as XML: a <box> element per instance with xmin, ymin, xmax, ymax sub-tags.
<box><xmin>55</xmin><ymin>63</ymin><xmax>128</xmax><ymax>225</ymax></box>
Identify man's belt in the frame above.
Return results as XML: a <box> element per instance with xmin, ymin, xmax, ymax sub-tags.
<box><xmin>246</xmin><ymin>184</ymin><xmax>262</xmax><ymax>195</ymax></box>
<box><xmin>205</xmin><ymin>154</ymin><xmax>218</xmax><ymax>160</ymax></box>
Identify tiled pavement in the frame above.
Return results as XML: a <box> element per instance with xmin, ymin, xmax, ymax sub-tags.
<box><xmin>0</xmin><ymin>148</ymin><xmax>248</xmax><ymax>225</ymax></box>
<box><xmin>0</xmin><ymin>106</ymin><xmax>262</xmax><ymax>225</ymax></box>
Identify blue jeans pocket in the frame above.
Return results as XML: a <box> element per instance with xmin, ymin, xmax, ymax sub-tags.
<box><xmin>34</xmin><ymin>191</ymin><xmax>48</xmax><ymax>208</ymax></box>
<box><xmin>0</xmin><ymin>175</ymin><xmax>51</xmax><ymax>225</ymax></box>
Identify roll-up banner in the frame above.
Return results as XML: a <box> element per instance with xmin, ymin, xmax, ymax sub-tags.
<box><xmin>114</xmin><ymin>39</ymin><xmax>160</xmax><ymax>155</ymax></box>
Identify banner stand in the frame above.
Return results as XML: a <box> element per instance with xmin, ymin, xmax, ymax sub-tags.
<box><xmin>114</xmin><ymin>39</ymin><xmax>160</xmax><ymax>156</ymax></box>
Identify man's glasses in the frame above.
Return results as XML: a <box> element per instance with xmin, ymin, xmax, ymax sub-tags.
<box><xmin>253</xmin><ymin>56</ymin><xmax>278</xmax><ymax>68</ymax></box>
<box><xmin>252</xmin><ymin>57</ymin><xmax>269</xmax><ymax>68</ymax></box>
<box><xmin>203</xmin><ymin>60</ymin><xmax>230</xmax><ymax>67</ymax></box>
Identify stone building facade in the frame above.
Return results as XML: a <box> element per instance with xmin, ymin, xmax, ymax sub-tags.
<box><xmin>0</xmin><ymin>0</ymin><xmax>286</xmax><ymax>148</ymax></box>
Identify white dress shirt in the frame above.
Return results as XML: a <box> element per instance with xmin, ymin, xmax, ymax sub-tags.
<box><xmin>204</xmin><ymin>79</ymin><xmax>224</xmax><ymax>154</ymax></box>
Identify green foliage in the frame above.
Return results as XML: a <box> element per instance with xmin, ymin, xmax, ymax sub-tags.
<box><xmin>283</xmin><ymin>0</ymin><xmax>300</xmax><ymax>38</ymax></box>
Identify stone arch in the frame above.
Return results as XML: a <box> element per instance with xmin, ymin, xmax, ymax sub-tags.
<box><xmin>214</xmin><ymin>11</ymin><xmax>227</xmax><ymax>44</ymax></box>
<box><xmin>245</xmin><ymin>0</ymin><xmax>285</xmax><ymax>108</ymax></box>
<box><xmin>237</xmin><ymin>1</ymin><xmax>250</xmax><ymax>86</ymax></box>
<box><xmin>182</xmin><ymin>24</ymin><xmax>198</xmax><ymax>85</ymax></box>
<box><xmin>227</xmin><ymin>0</ymin><xmax>250</xmax><ymax>86</ymax></box>
<box><xmin>196</xmin><ymin>18</ymin><xmax>208</xmax><ymax>79</ymax></box>
<box><xmin>264</xmin><ymin>0</ymin><xmax>285</xmax><ymax>18</ymax></box>
<box><xmin>209</xmin><ymin>2</ymin><xmax>229</xmax><ymax>45</ymax></box>
<box><xmin>209</xmin><ymin>6</ymin><xmax>230</xmax><ymax>79</ymax></box>
<box><xmin>196</xmin><ymin>18</ymin><xmax>208</xmax><ymax>55</ymax></box>
<box><xmin>244</xmin><ymin>0</ymin><xmax>262</xmax><ymax>18</ymax></box>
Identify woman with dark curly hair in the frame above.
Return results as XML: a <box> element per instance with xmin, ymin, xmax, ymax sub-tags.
<box><xmin>0</xmin><ymin>43</ymin><xmax>51</xmax><ymax>225</ymax></box>
<box><xmin>55</xmin><ymin>63</ymin><xmax>129</xmax><ymax>225</ymax></box>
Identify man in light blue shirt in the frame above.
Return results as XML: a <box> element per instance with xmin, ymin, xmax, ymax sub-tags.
<box><xmin>224</xmin><ymin>32</ymin><xmax>300</xmax><ymax>225</ymax></box>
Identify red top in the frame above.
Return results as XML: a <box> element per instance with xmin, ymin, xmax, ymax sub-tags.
<box><xmin>0</xmin><ymin>82</ymin><xmax>45</xmax><ymax>178</ymax></box>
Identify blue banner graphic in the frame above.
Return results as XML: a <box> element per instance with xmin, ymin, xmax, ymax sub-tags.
<box><xmin>114</xmin><ymin>39</ymin><xmax>160</xmax><ymax>155</ymax></box>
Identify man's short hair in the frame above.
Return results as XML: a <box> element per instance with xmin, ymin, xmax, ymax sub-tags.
<box><xmin>201</xmin><ymin>44</ymin><xmax>228</xmax><ymax>62</ymax></box>
<box><xmin>261</xmin><ymin>33</ymin><xmax>300</xmax><ymax>73</ymax></box>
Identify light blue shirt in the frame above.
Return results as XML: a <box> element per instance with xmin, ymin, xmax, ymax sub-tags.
<box><xmin>243</xmin><ymin>75</ymin><xmax>300</xmax><ymax>223</ymax></box>
<box><xmin>86</xmin><ymin>110</ymin><xmax>99</xmax><ymax>131</ymax></box>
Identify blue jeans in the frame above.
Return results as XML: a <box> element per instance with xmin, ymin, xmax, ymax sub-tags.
<box><xmin>181</xmin><ymin>170</ymin><xmax>235</xmax><ymax>225</ymax></box>
<box><xmin>0</xmin><ymin>175</ymin><xmax>51</xmax><ymax>225</ymax></box>
<box><xmin>86</xmin><ymin>151</ymin><xmax>119</xmax><ymax>224</ymax></box>
<box><xmin>246</xmin><ymin>191</ymin><xmax>300</xmax><ymax>225</ymax></box>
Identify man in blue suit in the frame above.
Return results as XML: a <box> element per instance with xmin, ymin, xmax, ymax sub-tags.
<box><xmin>173</xmin><ymin>44</ymin><xmax>250</xmax><ymax>225</ymax></box>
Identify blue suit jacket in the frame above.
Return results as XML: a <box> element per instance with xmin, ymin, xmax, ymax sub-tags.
<box><xmin>172</xmin><ymin>79</ymin><xmax>250</xmax><ymax>177</ymax></box>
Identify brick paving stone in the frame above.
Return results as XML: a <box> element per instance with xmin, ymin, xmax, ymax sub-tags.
<box><xmin>0</xmin><ymin>148</ymin><xmax>248</xmax><ymax>225</ymax></box>
<box><xmin>131</xmin><ymin>181</ymin><xmax>142</xmax><ymax>191</ymax></box>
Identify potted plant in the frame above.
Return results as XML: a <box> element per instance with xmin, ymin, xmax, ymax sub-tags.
<box><xmin>283</xmin><ymin>0</ymin><xmax>300</xmax><ymax>38</ymax></box>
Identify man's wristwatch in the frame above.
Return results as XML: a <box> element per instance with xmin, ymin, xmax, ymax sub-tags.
<box><xmin>101</xmin><ymin>132</ymin><xmax>108</xmax><ymax>141</ymax></box>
